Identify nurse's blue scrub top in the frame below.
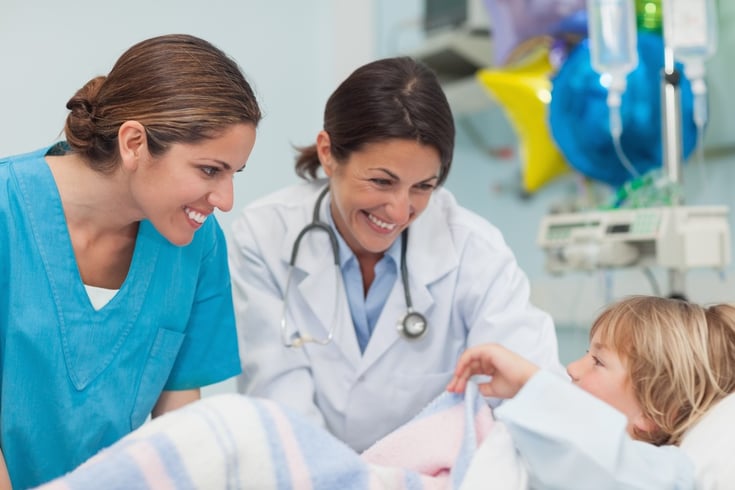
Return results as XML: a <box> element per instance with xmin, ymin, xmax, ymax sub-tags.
<box><xmin>0</xmin><ymin>146</ymin><xmax>241</xmax><ymax>488</ymax></box>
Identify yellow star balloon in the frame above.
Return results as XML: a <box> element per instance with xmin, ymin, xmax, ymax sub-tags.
<box><xmin>476</xmin><ymin>43</ymin><xmax>570</xmax><ymax>193</ymax></box>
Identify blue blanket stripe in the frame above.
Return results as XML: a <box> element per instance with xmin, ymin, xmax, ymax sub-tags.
<box><xmin>63</xmin><ymin>441</ymin><xmax>147</xmax><ymax>489</ymax></box>
<box><xmin>253</xmin><ymin>401</ymin><xmax>296</xmax><ymax>490</ymax></box>
<box><xmin>451</xmin><ymin>382</ymin><xmax>481</xmax><ymax>489</ymax></box>
<box><xmin>412</xmin><ymin>390</ymin><xmax>464</xmax><ymax>423</ymax></box>
<box><xmin>148</xmin><ymin>433</ymin><xmax>196</xmax><ymax>489</ymax></box>
<box><xmin>192</xmin><ymin>401</ymin><xmax>242</xmax><ymax>490</ymax></box>
<box><xmin>280</xmin><ymin>404</ymin><xmax>371</xmax><ymax>490</ymax></box>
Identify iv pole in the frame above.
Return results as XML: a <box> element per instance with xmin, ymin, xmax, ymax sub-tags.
<box><xmin>661</xmin><ymin>0</ymin><xmax>687</xmax><ymax>298</ymax></box>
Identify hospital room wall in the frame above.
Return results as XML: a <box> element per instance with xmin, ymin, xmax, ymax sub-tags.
<box><xmin>0</xmin><ymin>0</ymin><xmax>376</xmax><ymax>231</ymax></box>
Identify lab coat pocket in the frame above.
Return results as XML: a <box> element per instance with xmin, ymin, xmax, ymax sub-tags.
<box><xmin>129</xmin><ymin>327</ymin><xmax>185</xmax><ymax>429</ymax></box>
<box><xmin>391</xmin><ymin>370</ymin><xmax>455</xmax><ymax>415</ymax></box>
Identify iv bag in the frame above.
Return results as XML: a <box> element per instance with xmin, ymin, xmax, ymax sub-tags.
<box><xmin>664</xmin><ymin>0</ymin><xmax>717</xmax><ymax>58</ymax></box>
<box><xmin>587</xmin><ymin>0</ymin><xmax>639</xmax><ymax>78</ymax></box>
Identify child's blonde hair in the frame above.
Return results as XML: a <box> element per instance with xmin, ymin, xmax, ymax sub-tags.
<box><xmin>590</xmin><ymin>295</ymin><xmax>735</xmax><ymax>446</ymax></box>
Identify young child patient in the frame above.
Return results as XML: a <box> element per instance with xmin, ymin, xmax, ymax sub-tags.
<box><xmin>448</xmin><ymin>294</ymin><xmax>735</xmax><ymax>489</ymax></box>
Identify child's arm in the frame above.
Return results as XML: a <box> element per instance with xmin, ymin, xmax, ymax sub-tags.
<box><xmin>448</xmin><ymin>344</ymin><xmax>696</xmax><ymax>488</ymax></box>
<box><xmin>495</xmin><ymin>370</ymin><xmax>695</xmax><ymax>489</ymax></box>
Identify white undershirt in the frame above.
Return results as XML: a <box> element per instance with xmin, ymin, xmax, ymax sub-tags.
<box><xmin>84</xmin><ymin>284</ymin><xmax>118</xmax><ymax>310</ymax></box>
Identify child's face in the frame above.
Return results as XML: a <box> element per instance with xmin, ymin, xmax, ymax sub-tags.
<box><xmin>567</xmin><ymin>331</ymin><xmax>652</xmax><ymax>437</ymax></box>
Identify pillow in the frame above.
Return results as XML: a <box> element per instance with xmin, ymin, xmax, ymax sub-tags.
<box><xmin>680</xmin><ymin>393</ymin><xmax>735</xmax><ymax>489</ymax></box>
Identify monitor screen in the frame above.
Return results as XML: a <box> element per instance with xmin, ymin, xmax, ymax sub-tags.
<box><xmin>424</xmin><ymin>0</ymin><xmax>468</xmax><ymax>33</ymax></box>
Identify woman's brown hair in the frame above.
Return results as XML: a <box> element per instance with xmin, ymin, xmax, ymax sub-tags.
<box><xmin>64</xmin><ymin>34</ymin><xmax>261</xmax><ymax>173</ymax></box>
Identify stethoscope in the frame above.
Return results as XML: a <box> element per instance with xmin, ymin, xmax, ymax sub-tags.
<box><xmin>280</xmin><ymin>186</ymin><xmax>428</xmax><ymax>348</ymax></box>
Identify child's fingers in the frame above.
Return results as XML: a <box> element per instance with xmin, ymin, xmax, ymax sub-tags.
<box><xmin>446</xmin><ymin>367</ymin><xmax>472</xmax><ymax>393</ymax></box>
<box><xmin>447</xmin><ymin>357</ymin><xmax>496</xmax><ymax>393</ymax></box>
<box><xmin>447</xmin><ymin>345</ymin><xmax>501</xmax><ymax>393</ymax></box>
<box><xmin>478</xmin><ymin>381</ymin><xmax>499</xmax><ymax>398</ymax></box>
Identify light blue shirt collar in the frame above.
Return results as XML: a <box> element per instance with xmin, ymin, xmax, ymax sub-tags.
<box><xmin>324</xmin><ymin>196</ymin><xmax>401</xmax><ymax>353</ymax></box>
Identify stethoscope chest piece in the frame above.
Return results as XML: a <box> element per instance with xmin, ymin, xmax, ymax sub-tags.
<box><xmin>398</xmin><ymin>310</ymin><xmax>428</xmax><ymax>339</ymax></box>
<box><xmin>283</xmin><ymin>185</ymin><xmax>430</xmax><ymax>347</ymax></box>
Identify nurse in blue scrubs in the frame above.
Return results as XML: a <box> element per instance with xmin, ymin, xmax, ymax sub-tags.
<box><xmin>0</xmin><ymin>34</ymin><xmax>261</xmax><ymax>489</ymax></box>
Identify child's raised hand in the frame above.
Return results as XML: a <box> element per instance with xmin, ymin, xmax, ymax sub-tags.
<box><xmin>446</xmin><ymin>343</ymin><xmax>540</xmax><ymax>399</ymax></box>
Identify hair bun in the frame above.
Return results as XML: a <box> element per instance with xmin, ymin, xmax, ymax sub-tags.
<box><xmin>66</xmin><ymin>76</ymin><xmax>105</xmax><ymax>119</ymax></box>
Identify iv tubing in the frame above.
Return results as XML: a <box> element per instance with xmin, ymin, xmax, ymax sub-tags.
<box><xmin>607</xmin><ymin>87</ymin><xmax>640</xmax><ymax>180</ymax></box>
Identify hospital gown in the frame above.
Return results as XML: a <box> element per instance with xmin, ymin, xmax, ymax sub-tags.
<box><xmin>496</xmin><ymin>370</ymin><xmax>696</xmax><ymax>490</ymax></box>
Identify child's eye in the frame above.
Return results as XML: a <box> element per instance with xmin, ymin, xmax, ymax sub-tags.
<box><xmin>585</xmin><ymin>350</ymin><xmax>605</xmax><ymax>367</ymax></box>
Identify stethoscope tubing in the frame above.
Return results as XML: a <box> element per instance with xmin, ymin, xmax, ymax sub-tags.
<box><xmin>280</xmin><ymin>185</ymin><xmax>427</xmax><ymax>348</ymax></box>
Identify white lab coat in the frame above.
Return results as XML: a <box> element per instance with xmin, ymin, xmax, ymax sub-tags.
<box><xmin>229</xmin><ymin>180</ymin><xmax>562</xmax><ymax>452</ymax></box>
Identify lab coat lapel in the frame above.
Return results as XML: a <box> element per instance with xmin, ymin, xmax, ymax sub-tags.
<box><xmin>297</xmin><ymin>265</ymin><xmax>362</xmax><ymax>364</ymax></box>
<box><xmin>279</xmin><ymin>189</ymin><xmax>362</xmax><ymax>365</ymax></box>
<box><xmin>359</xmin><ymin>197</ymin><xmax>458</xmax><ymax>372</ymax></box>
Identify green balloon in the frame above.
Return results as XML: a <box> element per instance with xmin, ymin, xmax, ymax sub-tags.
<box><xmin>636</xmin><ymin>0</ymin><xmax>663</xmax><ymax>34</ymax></box>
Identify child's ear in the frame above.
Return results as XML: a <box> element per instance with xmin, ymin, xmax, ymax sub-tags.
<box><xmin>632</xmin><ymin>413</ymin><xmax>658</xmax><ymax>435</ymax></box>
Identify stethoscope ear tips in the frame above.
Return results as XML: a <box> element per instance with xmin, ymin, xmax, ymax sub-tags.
<box><xmin>398</xmin><ymin>311</ymin><xmax>428</xmax><ymax>339</ymax></box>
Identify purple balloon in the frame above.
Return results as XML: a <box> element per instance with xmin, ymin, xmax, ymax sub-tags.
<box><xmin>483</xmin><ymin>0</ymin><xmax>587</xmax><ymax>65</ymax></box>
<box><xmin>549</xmin><ymin>38</ymin><xmax>569</xmax><ymax>69</ymax></box>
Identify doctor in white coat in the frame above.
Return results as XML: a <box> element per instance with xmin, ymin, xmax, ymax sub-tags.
<box><xmin>229</xmin><ymin>56</ymin><xmax>562</xmax><ymax>452</ymax></box>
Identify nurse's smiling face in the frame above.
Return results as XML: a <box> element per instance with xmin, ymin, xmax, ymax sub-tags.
<box><xmin>318</xmin><ymin>132</ymin><xmax>440</xmax><ymax>261</ymax></box>
<box><xmin>130</xmin><ymin>123</ymin><xmax>256</xmax><ymax>246</ymax></box>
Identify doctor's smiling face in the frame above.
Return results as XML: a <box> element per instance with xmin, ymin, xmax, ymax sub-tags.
<box><xmin>299</xmin><ymin>57</ymin><xmax>455</xmax><ymax>264</ymax></box>
<box><xmin>318</xmin><ymin>132</ymin><xmax>440</xmax><ymax>260</ymax></box>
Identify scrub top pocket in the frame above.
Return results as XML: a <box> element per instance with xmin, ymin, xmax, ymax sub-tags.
<box><xmin>130</xmin><ymin>327</ymin><xmax>185</xmax><ymax>428</ymax></box>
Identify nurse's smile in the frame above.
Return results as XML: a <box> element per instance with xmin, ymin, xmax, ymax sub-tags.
<box><xmin>184</xmin><ymin>206</ymin><xmax>208</xmax><ymax>227</ymax></box>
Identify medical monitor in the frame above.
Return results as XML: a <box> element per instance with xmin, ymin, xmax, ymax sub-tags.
<box><xmin>424</xmin><ymin>0</ymin><xmax>468</xmax><ymax>34</ymax></box>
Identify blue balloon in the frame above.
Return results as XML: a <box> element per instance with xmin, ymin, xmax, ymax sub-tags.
<box><xmin>549</xmin><ymin>33</ymin><xmax>698</xmax><ymax>188</ymax></box>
